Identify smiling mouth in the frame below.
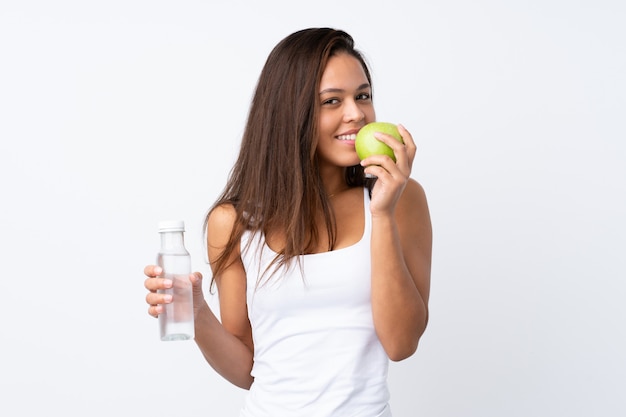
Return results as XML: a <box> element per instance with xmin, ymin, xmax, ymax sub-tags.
<box><xmin>337</xmin><ymin>133</ymin><xmax>357</xmax><ymax>141</ymax></box>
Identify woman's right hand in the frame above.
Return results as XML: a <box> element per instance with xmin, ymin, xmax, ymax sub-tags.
<box><xmin>143</xmin><ymin>265</ymin><xmax>205</xmax><ymax>318</ymax></box>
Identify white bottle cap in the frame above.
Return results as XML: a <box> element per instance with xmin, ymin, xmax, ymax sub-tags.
<box><xmin>158</xmin><ymin>220</ymin><xmax>185</xmax><ymax>233</ymax></box>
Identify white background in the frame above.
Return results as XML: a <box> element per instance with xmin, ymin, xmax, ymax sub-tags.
<box><xmin>1</xmin><ymin>0</ymin><xmax>624</xmax><ymax>415</ymax></box>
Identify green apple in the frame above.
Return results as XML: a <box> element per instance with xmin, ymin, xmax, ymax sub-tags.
<box><xmin>355</xmin><ymin>122</ymin><xmax>404</xmax><ymax>162</ymax></box>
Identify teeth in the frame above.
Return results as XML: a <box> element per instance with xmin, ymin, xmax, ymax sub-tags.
<box><xmin>337</xmin><ymin>134</ymin><xmax>357</xmax><ymax>141</ymax></box>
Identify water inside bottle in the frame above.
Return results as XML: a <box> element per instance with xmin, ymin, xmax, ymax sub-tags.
<box><xmin>158</xmin><ymin>254</ymin><xmax>194</xmax><ymax>341</ymax></box>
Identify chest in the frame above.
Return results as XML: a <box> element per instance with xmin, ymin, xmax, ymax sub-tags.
<box><xmin>264</xmin><ymin>187</ymin><xmax>366</xmax><ymax>254</ymax></box>
<box><xmin>246</xmin><ymin>243</ymin><xmax>372</xmax><ymax>319</ymax></box>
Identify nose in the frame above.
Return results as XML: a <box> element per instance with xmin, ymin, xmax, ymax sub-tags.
<box><xmin>343</xmin><ymin>99</ymin><xmax>365</xmax><ymax>123</ymax></box>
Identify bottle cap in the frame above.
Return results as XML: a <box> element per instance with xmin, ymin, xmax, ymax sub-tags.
<box><xmin>158</xmin><ymin>220</ymin><xmax>185</xmax><ymax>233</ymax></box>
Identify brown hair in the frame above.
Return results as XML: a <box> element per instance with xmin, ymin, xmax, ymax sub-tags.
<box><xmin>205</xmin><ymin>28</ymin><xmax>374</xmax><ymax>288</ymax></box>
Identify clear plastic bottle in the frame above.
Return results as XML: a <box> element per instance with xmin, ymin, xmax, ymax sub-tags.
<box><xmin>156</xmin><ymin>220</ymin><xmax>194</xmax><ymax>341</ymax></box>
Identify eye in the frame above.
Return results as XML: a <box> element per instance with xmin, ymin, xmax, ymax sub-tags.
<box><xmin>356</xmin><ymin>92</ymin><xmax>371</xmax><ymax>101</ymax></box>
<box><xmin>322</xmin><ymin>97</ymin><xmax>340</xmax><ymax>105</ymax></box>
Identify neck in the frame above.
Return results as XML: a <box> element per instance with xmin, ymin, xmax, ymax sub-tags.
<box><xmin>320</xmin><ymin>165</ymin><xmax>349</xmax><ymax>197</ymax></box>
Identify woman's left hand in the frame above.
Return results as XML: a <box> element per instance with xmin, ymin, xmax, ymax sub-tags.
<box><xmin>360</xmin><ymin>123</ymin><xmax>416</xmax><ymax>216</ymax></box>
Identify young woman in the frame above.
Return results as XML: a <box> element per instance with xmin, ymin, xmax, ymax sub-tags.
<box><xmin>144</xmin><ymin>27</ymin><xmax>432</xmax><ymax>417</ymax></box>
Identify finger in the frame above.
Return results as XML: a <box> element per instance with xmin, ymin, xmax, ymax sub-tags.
<box><xmin>397</xmin><ymin>124</ymin><xmax>416</xmax><ymax>164</ymax></box>
<box><xmin>190</xmin><ymin>271</ymin><xmax>203</xmax><ymax>285</ymax></box>
<box><xmin>360</xmin><ymin>154</ymin><xmax>397</xmax><ymax>171</ymax></box>
<box><xmin>363</xmin><ymin>163</ymin><xmax>390</xmax><ymax>180</ymax></box>
<box><xmin>373</xmin><ymin>131</ymin><xmax>406</xmax><ymax>157</ymax></box>
<box><xmin>148</xmin><ymin>304</ymin><xmax>163</xmax><ymax>318</ymax></box>
<box><xmin>374</xmin><ymin>125</ymin><xmax>414</xmax><ymax>175</ymax></box>
<box><xmin>145</xmin><ymin>291</ymin><xmax>172</xmax><ymax>307</ymax></box>
<box><xmin>367</xmin><ymin>131</ymin><xmax>410</xmax><ymax>174</ymax></box>
<box><xmin>363</xmin><ymin>160</ymin><xmax>407</xmax><ymax>184</ymax></box>
<box><xmin>144</xmin><ymin>265</ymin><xmax>162</xmax><ymax>278</ymax></box>
<box><xmin>374</xmin><ymin>128</ymin><xmax>414</xmax><ymax>168</ymax></box>
<box><xmin>144</xmin><ymin>276</ymin><xmax>173</xmax><ymax>292</ymax></box>
<box><xmin>397</xmin><ymin>124</ymin><xmax>416</xmax><ymax>153</ymax></box>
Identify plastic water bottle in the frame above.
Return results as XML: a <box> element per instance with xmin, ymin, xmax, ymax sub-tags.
<box><xmin>156</xmin><ymin>220</ymin><xmax>194</xmax><ymax>341</ymax></box>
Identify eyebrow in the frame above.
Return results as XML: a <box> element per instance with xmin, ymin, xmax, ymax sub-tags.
<box><xmin>319</xmin><ymin>83</ymin><xmax>371</xmax><ymax>95</ymax></box>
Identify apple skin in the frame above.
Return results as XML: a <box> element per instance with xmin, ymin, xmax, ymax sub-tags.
<box><xmin>355</xmin><ymin>122</ymin><xmax>404</xmax><ymax>162</ymax></box>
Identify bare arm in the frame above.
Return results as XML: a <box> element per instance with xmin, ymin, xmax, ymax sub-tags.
<box><xmin>370</xmin><ymin>179</ymin><xmax>432</xmax><ymax>361</ymax></box>
<box><xmin>144</xmin><ymin>204</ymin><xmax>254</xmax><ymax>389</ymax></box>
<box><xmin>361</xmin><ymin>124</ymin><xmax>432</xmax><ymax>361</ymax></box>
<box><xmin>199</xmin><ymin>204</ymin><xmax>255</xmax><ymax>388</ymax></box>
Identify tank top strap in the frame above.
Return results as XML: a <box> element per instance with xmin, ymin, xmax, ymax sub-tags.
<box><xmin>362</xmin><ymin>186</ymin><xmax>371</xmax><ymax>236</ymax></box>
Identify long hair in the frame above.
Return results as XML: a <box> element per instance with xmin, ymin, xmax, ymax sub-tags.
<box><xmin>205</xmin><ymin>28</ymin><xmax>374</xmax><ymax>289</ymax></box>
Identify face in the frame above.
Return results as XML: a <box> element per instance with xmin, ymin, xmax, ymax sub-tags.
<box><xmin>316</xmin><ymin>52</ymin><xmax>376</xmax><ymax>168</ymax></box>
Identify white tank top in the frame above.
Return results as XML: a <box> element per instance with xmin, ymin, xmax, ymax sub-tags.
<box><xmin>239</xmin><ymin>188</ymin><xmax>392</xmax><ymax>417</ymax></box>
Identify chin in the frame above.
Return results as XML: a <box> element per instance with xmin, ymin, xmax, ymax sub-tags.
<box><xmin>341</xmin><ymin>156</ymin><xmax>361</xmax><ymax>167</ymax></box>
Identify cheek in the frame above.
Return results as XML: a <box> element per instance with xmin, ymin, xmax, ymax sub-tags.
<box><xmin>364</xmin><ymin>106</ymin><xmax>376</xmax><ymax>122</ymax></box>
<box><xmin>318</xmin><ymin>111</ymin><xmax>338</xmax><ymax>133</ymax></box>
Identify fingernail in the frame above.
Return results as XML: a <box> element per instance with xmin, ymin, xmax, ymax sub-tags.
<box><xmin>163</xmin><ymin>294</ymin><xmax>173</xmax><ymax>303</ymax></box>
<box><xmin>163</xmin><ymin>279</ymin><xmax>173</xmax><ymax>288</ymax></box>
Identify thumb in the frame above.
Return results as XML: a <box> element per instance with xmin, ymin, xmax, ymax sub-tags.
<box><xmin>190</xmin><ymin>272</ymin><xmax>209</xmax><ymax>317</ymax></box>
<box><xmin>190</xmin><ymin>271</ymin><xmax>204</xmax><ymax>291</ymax></box>
<box><xmin>190</xmin><ymin>272</ymin><xmax>204</xmax><ymax>301</ymax></box>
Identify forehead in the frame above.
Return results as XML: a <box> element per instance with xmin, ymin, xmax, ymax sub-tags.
<box><xmin>320</xmin><ymin>53</ymin><xmax>369</xmax><ymax>90</ymax></box>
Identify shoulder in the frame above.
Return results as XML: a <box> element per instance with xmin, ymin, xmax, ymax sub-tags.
<box><xmin>206</xmin><ymin>203</ymin><xmax>239</xmax><ymax>248</ymax></box>
<box><xmin>399</xmin><ymin>178</ymin><xmax>429</xmax><ymax>212</ymax></box>
<box><xmin>208</xmin><ymin>203</ymin><xmax>237</xmax><ymax>226</ymax></box>
<box><xmin>397</xmin><ymin>179</ymin><xmax>431</xmax><ymax>235</ymax></box>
